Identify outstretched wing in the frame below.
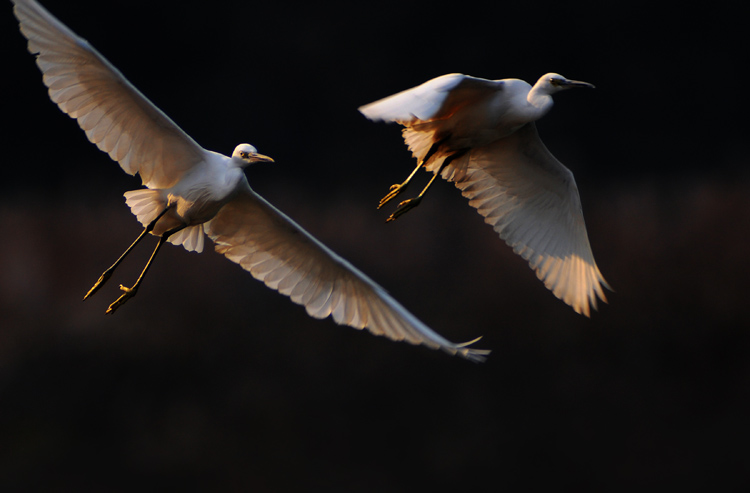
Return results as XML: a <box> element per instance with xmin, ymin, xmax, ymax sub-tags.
<box><xmin>205</xmin><ymin>183</ymin><xmax>489</xmax><ymax>362</ymax></box>
<box><xmin>447</xmin><ymin>123</ymin><xmax>610</xmax><ymax>317</ymax></box>
<box><xmin>358</xmin><ymin>73</ymin><xmax>503</xmax><ymax>124</ymax></box>
<box><xmin>12</xmin><ymin>0</ymin><xmax>206</xmax><ymax>189</ymax></box>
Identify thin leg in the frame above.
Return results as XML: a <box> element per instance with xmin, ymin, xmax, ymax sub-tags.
<box><xmin>83</xmin><ymin>206</ymin><xmax>172</xmax><ymax>301</ymax></box>
<box><xmin>378</xmin><ymin>162</ymin><xmax>421</xmax><ymax>209</ymax></box>
<box><xmin>378</xmin><ymin>136</ymin><xmax>449</xmax><ymax>209</ymax></box>
<box><xmin>105</xmin><ymin>224</ymin><xmax>186</xmax><ymax>314</ymax></box>
<box><xmin>387</xmin><ymin>149</ymin><xmax>468</xmax><ymax>222</ymax></box>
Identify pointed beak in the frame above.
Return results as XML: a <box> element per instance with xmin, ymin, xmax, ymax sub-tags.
<box><xmin>563</xmin><ymin>79</ymin><xmax>596</xmax><ymax>89</ymax></box>
<box><xmin>249</xmin><ymin>152</ymin><xmax>275</xmax><ymax>163</ymax></box>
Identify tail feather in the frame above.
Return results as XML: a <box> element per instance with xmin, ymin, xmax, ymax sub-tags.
<box><xmin>124</xmin><ymin>189</ymin><xmax>205</xmax><ymax>253</ymax></box>
<box><xmin>168</xmin><ymin>225</ymin><xmax>205</xmax><ymax>253</ymax></box>
<box><xmin>124</xmin><ymin>189</ymin><xmax>165</xmax><ymax>227</ymax></box>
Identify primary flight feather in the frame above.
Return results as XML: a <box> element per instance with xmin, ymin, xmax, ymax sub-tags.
<box><xmin>12</xmin><ymin>0</ymin><xmax>488</xmax><ymax>362</ymax></box>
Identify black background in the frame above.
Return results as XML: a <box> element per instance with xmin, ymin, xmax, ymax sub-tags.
<box><xmin>1</xmin><ymin>0</ymin><xmax>748</xmax><ymax>490</ymax></box>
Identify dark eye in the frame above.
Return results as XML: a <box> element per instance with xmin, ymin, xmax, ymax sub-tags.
<box><xmin>240</xmin><ymin>151</ymin><xmax>248</xmax><ymax>158</ymax></box>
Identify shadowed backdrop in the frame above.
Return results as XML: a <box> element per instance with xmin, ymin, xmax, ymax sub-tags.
<box><xmin>1</xmin><ymin>0</ymin><xmax>748</xmax><ymax>490</ymax></box>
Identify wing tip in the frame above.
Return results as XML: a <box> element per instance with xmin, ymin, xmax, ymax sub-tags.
<box><xmin>569</xmin><ymin>274</ymin><xmax>613</xmax><ymax>318</ymax></box>
<box><xmin>451</xmin><ymin>336</ymin><xmax>491</xmax><ymax>363</ymax></box>
<box><xmin>357</xmin><ymin>102</ymin><xmax>388</xmax><ymax>123</ymax></box>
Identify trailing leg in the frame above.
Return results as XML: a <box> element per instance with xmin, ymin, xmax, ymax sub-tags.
<box><xmin>378</xmin><ymin>136</ymin><xmax>449</xmax><ymax>209</ymax></box>
<box><xmin>83</xmin><ymin>206</ymin><xmax>172</xmax><ymax>300</ymax></box>
<box><xmin>387</xmin><ymin>149</ymin><xmax>468</xmax><ymax>222</ymax></box>
<box><xmin>105</xmin><ymin>223</ymin><xmax>186</xmax><ymax>314</ymax></box>
<box><xmin>378</xmin><ymin>161</ymin><xmax>421</xmax><ymax>209</ymax></box>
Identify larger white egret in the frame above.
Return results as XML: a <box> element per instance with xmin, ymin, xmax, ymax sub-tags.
<box><xmin>359</xmin><ymin>73</ymin><xmax>610</xmax><ymax>317</ymax></box>
<box><xmin>12</xmin><ymin>0</ymin><xmax>489</xmax><ymax>362</ymax></box>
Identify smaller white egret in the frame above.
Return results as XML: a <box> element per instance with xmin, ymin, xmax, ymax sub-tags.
<box><xmin>359</xmin><ymin>73</ymin><xmax>610</xmax><ymax>317</ymax></box>
<box><xmin>13</xmin><ymin>0</ymin><xmax>489</xmax><ymax>362</ymax></box>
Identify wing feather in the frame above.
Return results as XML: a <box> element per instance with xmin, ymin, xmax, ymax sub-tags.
<box><xmin>359</xmin><ymin>74</ymin><xmax>503</xmax><ymax>124</ymax></box>
<box><xmin>205</xmin><ymin>184</ymin><xmax>489</xmax><ymax>361</ymax></box>
<box><xmin>449</xmin><ymin>123</ymin><xmax>610</xmax><ymax>317</ymax></box>
<box><xmin>12</xmin><ymin>0</ymin><xmax>206</xmax><ymax>189</ymax></box>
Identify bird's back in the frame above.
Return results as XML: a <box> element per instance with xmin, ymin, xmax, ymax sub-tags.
<box><xmin>360</xmin><ymin>75</ymin><xmax>534</xmax><ymax>159</ymax></box>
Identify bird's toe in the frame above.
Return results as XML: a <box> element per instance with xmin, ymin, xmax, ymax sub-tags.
<box><xmin>83</xmin><ymin>270</ymin><xmax>114</xmax><ymax>301</ymax></box>
<box><xmin>387</xmin><ymin>196</ymin><xmax>422</xmax><ymax>222</ymax></box>
<box><xmin>105</xmin><ymin>285</ymin><xmax>139</xmax><ymax>314</ymax></box>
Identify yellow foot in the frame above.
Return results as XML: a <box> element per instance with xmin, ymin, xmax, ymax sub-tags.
<box><xmin>386</xmin><ymin>196</ymin><xmax>422</xmax><ymax>222</ymax></box>
<box><xmin>105</xmin><ymin>284</ymin><xmax>138</xmax><ymax>314</ymax></box>
<box><xmin>378</xmin><ymin>182</ymin><xmax>408</xmax><ymax>209</ymax></box>
<box><xmin>83</xmin><ymin>270</ymin><xmax>113</xmax><ymax>301</ymax></box>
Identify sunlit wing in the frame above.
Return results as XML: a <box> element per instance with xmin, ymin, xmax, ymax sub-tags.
<box><xmin>12</xmin><ymin>0</ymin><xmax>206</xmax><ymax>189</ymax></box>
<box><xmin>205</xmin><ymin>181</ymin><xmax>490</xmax><ymax>362</ymax></box>
<box><xmin>358</xmin><ymin>73</ymin><xmax>503</xmax><ymax>124</ymax></box>
<box><xmin>447</xmin><ymin>123</ymin><xmax>610</xmax><ymax>316</ymax></box>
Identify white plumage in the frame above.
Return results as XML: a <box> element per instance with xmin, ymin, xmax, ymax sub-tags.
<box><xmin>360</xmin><ymin>73</ymin><xmax>610</xmax><ymax>317</ymax></box>
<box><xmin>12</xmin><ymin>0</ymin><xmax>488</xmax><ymax>362</ymax></box>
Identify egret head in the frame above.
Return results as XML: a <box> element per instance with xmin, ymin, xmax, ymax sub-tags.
<box><xmin>537</xmin><ymin>73</ymin><xmax>596</xmax><ymax>94</ymax></box>
<box><xmin>232</xmin><ymin>143</ymin><xmax>275</xmax><ymax>168</ymax></box>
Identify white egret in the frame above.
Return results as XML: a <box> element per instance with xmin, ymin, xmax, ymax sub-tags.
<box><xmin>359</xmin><ymin>73</ymin><xmax>610</xmax><ymax>317</ymax></box>
<box><xmin>12</xmin><ymin>0</ymin><xmax>489</xmax><ymax>362</ymax></box>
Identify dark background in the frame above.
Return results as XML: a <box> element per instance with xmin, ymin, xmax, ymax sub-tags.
<box><xmin>1</xmin><ymin>0</ymin><xmax>748</xmax><ymax>490</ymax></box>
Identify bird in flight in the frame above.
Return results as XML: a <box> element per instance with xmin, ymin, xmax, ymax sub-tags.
<box><xmin>12</xmin><ymin>0</ymin><xmax>489</xmax><ymax>362</ymax></box>
<box><xmin>359</xmin><ymin>73</ymin><xmax>610</xmax><ymax>317</ymax></box>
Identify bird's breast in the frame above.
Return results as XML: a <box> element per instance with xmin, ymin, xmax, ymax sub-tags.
<box><xmin>167</xmin><ymin>166</ymin><xmax>244</xmax><ymax>225</ymax></box>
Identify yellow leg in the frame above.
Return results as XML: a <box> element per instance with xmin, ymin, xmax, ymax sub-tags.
<box><xmin>378</xmin><ymin>135</ymin><xmax>450</xmax><ymax>210</ymax></box>
<box><xmin>386</xmin><ymin>149</ymin><xmax>467</xmax><ymax>222</ymax></box>
<box><xmin>378</xmin><ymin>162</ymin><xmax>422</xmax><ymax>209</ymax></box>
<box><xmin>105</xmin><ymin>235</ymin><xmax>166</xmax><ymax>314</ymax></box>
<box><xmin>386</xmin><ymin>172</ymin><xmax>442</xmax><ymax>222</ymax></box>
<box><xmin>83</xmin><ymin>206</ymin><xmax>171</xmax><ymax>301</ymax></box>
<box><xmin>105</xmin><ymin>223</ymin><xmax>186</xmax><ymax>314</ymax></box>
